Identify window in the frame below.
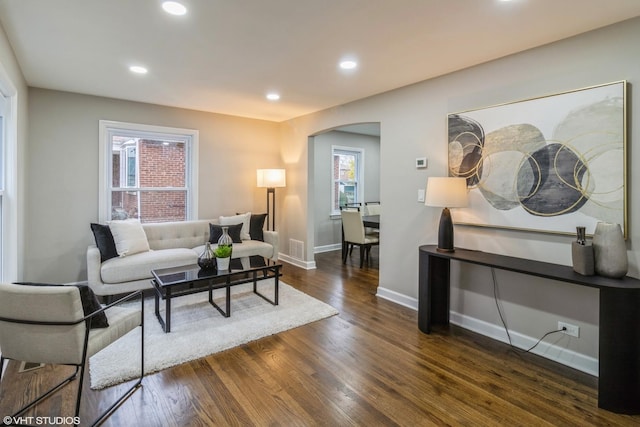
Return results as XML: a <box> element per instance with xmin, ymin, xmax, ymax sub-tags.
<box><xmin>331</xmin><ymin>146</ymin><xmax>364</xmax><ymax>215</ymax></box>
<box><xmin>0</xmin><ymin>69</ymin><xmax>18</xmax><ymax>282</ymax></box>
<box><xmin>0</xmin><ymin>93</ymin><xmax>5</xmax><ymax>278</ymax></box>
<box><xmin>99</xmin><ymin>121</ymin><xmax>199</xmax><ymax>223</ymax></box>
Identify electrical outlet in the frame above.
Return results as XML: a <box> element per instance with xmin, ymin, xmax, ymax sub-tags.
<box><xmin>558</xmin><ymin>321</ymin><xmax>580</xmax><ymax>338</ymax></box>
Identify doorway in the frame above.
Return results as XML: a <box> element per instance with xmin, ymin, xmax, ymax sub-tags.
<box><xmin>307</xmin><ymin>123</ymin><xmax>381</xmax><ymax>267</ymax></box>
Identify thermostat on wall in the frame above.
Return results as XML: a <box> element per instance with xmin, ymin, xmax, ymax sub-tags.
<box><xmin>416</xmin><ymin>157</ymin><xmax>427</xmax><ymax>169</ymax></box>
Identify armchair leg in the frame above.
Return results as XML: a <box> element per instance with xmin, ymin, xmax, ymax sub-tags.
<box><xmin>0</xmin><ymin>357</ymin><xmax>80</xmax><ymax>420</ymax></box>
<box><xmin>89</xmin><ymin>292</ymin><xmax>144</xmax><ymax>427</ymax></box>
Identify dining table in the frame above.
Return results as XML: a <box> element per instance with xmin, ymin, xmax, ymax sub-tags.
<box><xmin>362</xmin><ymin>214</ymin><xmax>380</xmax><ymax>229</ymax></box>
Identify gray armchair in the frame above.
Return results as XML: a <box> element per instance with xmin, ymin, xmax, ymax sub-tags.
<box><xmin>0</xmin><ymin>283</ymin><xmax>144</xmax><ymax>426</ymax></box>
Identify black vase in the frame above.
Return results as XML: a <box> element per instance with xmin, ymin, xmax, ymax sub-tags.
<box><xmin>198</xmin><ymin>242</ymin><xmax>215</xmax><ymax>270</ymax></box>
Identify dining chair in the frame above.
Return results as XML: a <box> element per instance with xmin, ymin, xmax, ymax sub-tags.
<box><xmin>363</xmin><ymin>202</ymin><xmax>381</xmax><ymax>236</ymax></box>
<box><xmin>341</xmin><ymin>202</ymin><xmax>361</xmax><ymax>209</ymax></box>
<box><xmin>364</xmin><ymin>201</ymin><xmax>381</xmax><ymax>216</ymax></box>
<box><xmin>341</xmin><ymin>209</ymin><xmax>379</xmax><ymax>268</ymax></box>
<box><xmin>339</xmin><ymin>205</ymin><xmax>360</xmax><ymax>257</ymax></box>
<box><xmin>0</xmin><ymin>283</ymin><xmax>144</xmax><ymax>426</ymax></box>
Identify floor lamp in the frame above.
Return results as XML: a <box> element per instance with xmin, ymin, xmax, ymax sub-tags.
<box><xmin>425</xmin><ymin>177</ymin><xmax>468</xmax><ymax>252</ymax></box>
<box><xmin>257</xmin><ymin>169</ymin><xmax>286</xmax><ymax>231</ymax></box>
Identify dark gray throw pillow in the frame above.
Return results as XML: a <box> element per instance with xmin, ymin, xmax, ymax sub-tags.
<box><xmin>90</xmin><ymin>223</ymin><xmax>119</xmax><ymax>262</ymax></box>
<box><xmin>209</xmin><ymin>223</ymin><xmax>243</xmax><ymax>244</ymax></box>
<box><xmin>236</xmin><ymin>213</ymin><xmax>267</xmax><ymax>241</ymax></box>
<box><xmin>249</xmin><ymin>213</ymin><xmax>267</xmax><ymax>241</ymax></box>
<box><xmin>13</xmin><ymin>282</ymin><xmax>109</xmax><ymax>329</ymax></box>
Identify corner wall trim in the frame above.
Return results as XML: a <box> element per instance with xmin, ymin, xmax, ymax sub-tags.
<box><xmin>376</xmin><ymin>287</ymin><xmax>418</xmax><ymax>310</ymax></box>
<box><xmin>314</xmin><ymin>244</ymin><xmax>341</xmax><ymax>254</ymax></box>
<box><xmin>278</xmin><ymin>253</ymin><xmax>316</xmax><ymax>270</ymax></box>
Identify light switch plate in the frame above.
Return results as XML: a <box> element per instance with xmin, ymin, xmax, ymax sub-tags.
<box><xmin>418</xmin><ymin>189</ymin><xmax>425</xmax><ymax>203</ymax></box>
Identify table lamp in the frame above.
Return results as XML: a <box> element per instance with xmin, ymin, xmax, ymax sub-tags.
<box><xmin>425</xmin><ymin>177</ymin><xmax>468</xmax><ymax>252</ymax></box>
<box><xmin>257</xmin><ymin>169</ymin><xmax>286</xmax><ymax>231</ymax></box>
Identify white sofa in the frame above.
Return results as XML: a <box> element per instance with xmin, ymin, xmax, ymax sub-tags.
<box><xmin>87</xmin><ymin>219</ymin><xmax>279</xmax><ymax>297</ymax></box>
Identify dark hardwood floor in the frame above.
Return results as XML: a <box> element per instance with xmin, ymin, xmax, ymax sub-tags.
<box><xmin>2</xmin><ymin>248</ymin><xmax>639</xmax><ymax>426</ymax></box>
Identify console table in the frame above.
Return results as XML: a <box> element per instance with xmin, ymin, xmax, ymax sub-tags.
<box><xmin>418</xmin><ymin>244</ymin><xmax>640</xmax><ymax>414</ymax></box>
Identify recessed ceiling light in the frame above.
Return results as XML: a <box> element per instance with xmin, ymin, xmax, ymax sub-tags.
<box><xmin>129</xmin><ymin>65</ymin><xmax>148</xmax><ymax>74</ymax></box>
<box><xmin>339</xmin><ymin>60</ymin><xmax>358</xmax><ymax>70</ymax></box>
<box><xmin>266</xmin><ymin>93</ymin><xmax>280</xmax><ymax>101</ymax></box>
<box><xmin>162</xmin><ymin>1</ymin><xmax>187</xmax><ymax>16</ymax></box>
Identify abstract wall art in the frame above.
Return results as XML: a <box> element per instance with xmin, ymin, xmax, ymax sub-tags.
<box><xmin>448</xmin><ymin>81</ymin><xmax>626</xmax><ymax>237</ymax></box>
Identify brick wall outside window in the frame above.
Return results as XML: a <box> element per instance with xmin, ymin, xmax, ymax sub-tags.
<box><xmin>111</xmin><ymin>139</ymin><xmax>187</xmax><ymax>222</ymax></box>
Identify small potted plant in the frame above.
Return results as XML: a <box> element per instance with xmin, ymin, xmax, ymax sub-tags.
<box><xmin>214</xmin><ymin>244</ymin><xmax>232</xmax><ymax>270</ymax></box>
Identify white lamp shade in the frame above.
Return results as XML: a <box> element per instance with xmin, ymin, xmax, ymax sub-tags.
<box><xmin>257</xmin><ymin>169</ymin><xmax>286</xmax><ymax>188</ymax></box>
<box><xmin>425</xmin><ymin>177</ymin><xmax>468</xmax><ymax>208</ymax></box>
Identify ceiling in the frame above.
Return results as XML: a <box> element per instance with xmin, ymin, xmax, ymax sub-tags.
<box><xmin>1</xmin><ymin>0</ymin><xmax>640</xmax><ymax>122</ymax></box>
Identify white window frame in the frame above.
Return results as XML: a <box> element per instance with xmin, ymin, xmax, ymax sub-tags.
<box><xmin>0</xmin><ymin>63</ymin><xmax>18</xmax><ymax>282</ymax></box>
<box><xmin>331</xmin><ymin>145</ymin><xmax>364</xmax><ymax>216</ymax></box>
<box><xmin>98</xmin><ymin>120</ymin><xmax>199</xmax><ymax>223</ymax></box>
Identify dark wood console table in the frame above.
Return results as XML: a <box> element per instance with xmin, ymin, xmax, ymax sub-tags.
<box><xmin>418</xmin><ymin>244</ymin><xmax>640</xmax><ymax>414</ymax></box>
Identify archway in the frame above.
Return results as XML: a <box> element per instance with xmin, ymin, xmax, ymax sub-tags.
<box><xmin>306</xmin><ymin>122</ymin><xmax>381</xmax><ymax>267</ymax></box>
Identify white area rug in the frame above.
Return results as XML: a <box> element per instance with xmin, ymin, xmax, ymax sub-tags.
<box><xmin>90</xmin><ymin>280</ymin><xmax>338</xmax><ymax>389</ymax></box>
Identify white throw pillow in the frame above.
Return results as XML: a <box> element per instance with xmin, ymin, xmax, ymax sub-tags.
<box><xmin>108</xmin><ymin>219</ymin><xmax>150</xmax><ymax>257</ymax></box>
<box><xmin>219</xmin><ymin>212</ymin><xmax>251</xmax><ymax>240</ymax></box>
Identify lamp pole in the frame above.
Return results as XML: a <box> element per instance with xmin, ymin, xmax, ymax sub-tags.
<box><xmin>267</xmin><ymin>187</ymin><xmax>276</xmax><ymax>231</ymax></box>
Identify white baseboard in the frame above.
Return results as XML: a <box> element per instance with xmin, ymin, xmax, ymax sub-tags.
<box><xmin>376</xmin><ymin>287</ymin><xmax>418</xmax><ymax>310</ymax></box>
<box><xmin>449</xmin><ymin>311</ymin><xmax>598</xmax><ymax>377</ymax></box>
<box><xmin>314</xmin><ymin>244</ymin><xmax>341</xmax><ymax>254</ymax></box>
<box><xmin>278</xmin><ymin>253</ymin><xmax>316</xmax><ymax>270</ymax></box>
<box><xmin>374</xmin><ymin>288</ymin><xmax>598</xmax><ymax>377</ymax></box>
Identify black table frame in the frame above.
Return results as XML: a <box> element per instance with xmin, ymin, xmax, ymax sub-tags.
<box><xmin>152</xmin><ymin>258</ymin><xmax>281</xmax><ymax>333</ymax></box>
<box><xmin>418</xmin><ymin>245</ymin><xmax>640</xmax><ymax>414</ymax></box>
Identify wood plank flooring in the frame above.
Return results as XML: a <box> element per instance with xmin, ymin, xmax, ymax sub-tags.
<box><xmin>2</xmin><ymin>249</ymin><xmax>639</xmax><ymax>426</ymax></box>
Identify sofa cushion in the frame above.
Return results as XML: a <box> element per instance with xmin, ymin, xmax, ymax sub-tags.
<box><xmin>143</xmin><ymin>220</ymin><xmax>211</xmax><ymax>251</ymax></box>
<box><xmin>249</xmin><ymin>213</ymin><xmax>267</xmax><ymax>241</ymax></box>
<box><xmin>237</xmin><ymin>212</ymin><xmax>268</xmax><ymax>241</ymax></box>
<box><xmin>108</xmin><ymin>219</ymin><xmax>150</xmax><ymax>257</ymax></box>
<box><xmin>90</xmin><ymin>223</ymin><xmax>119</xmax><ymax>262</ymax></box>
<box><xmin>219</xmin><ymin>213</ymin><xmax>251</xmax><ymax>240</ymax></box>
<box><xmin>209</xmin><ymin>223</ymin><xmax>242</xmax><ymax>244</ymax></box>
<box><xmin>193</xmin><ymin>240</ymin><xmax>274</xmax><ymax>260</ymax></box>
<box><xmin>100</xmin><ymin>248</ymin><xmax>197</xmax><ymax>284</ymax></box>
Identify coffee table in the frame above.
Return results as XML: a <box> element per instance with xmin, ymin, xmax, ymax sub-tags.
<box><xmin>151</xmin><ymin>256</ymin><xmax>282</xmax><ymax>332</ymax></box>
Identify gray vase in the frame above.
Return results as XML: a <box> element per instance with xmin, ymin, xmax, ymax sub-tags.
<box><xmin>592</xmin><ymin>222</ymin><xmax>628</xmax><ymax>279</ymax></box>
<box><xmin>571</xmin><ymin>242</ymin><xmax>594</xmax><ymax>276</ymax></box>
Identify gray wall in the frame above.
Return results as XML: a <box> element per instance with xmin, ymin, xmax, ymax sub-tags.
<box><xmin>312</xmin><ymin>130</ymin><xmax>380</xmax><ymax>249</ymax></box>
<box><xmin>26</xmin><ymin>89</ymin><xmax>281</xmax><ymax>283</ymax></box>
<box><xmin>279</xmin><ymin>17</ymin><xmax>640</xmax><ymax>372</ymax></box>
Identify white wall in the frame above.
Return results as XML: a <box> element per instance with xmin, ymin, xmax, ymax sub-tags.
<box><xmin>26</xmin><ymin>88</ymin><xmax>281</xmax><ymax>283</ymax></box>
<box><xmin>312</xmin><ymin>130</ymin><xmax>380</xmax><ymax>250</ymax></box>
<box><xmin>0</xmin><ymin>23</ymin><xmax>28</xmax><ymax>282</ymax></box>
<box><xmin>279</xmin><ymin>17</ymin><xmax>640</xmax><ymax>373</ymax></box>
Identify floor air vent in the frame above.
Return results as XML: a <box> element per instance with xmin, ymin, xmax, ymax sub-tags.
<box><xmin>289</xmin><ymin>239</ymin><xmax>304</xmax><ymax>260</ymax></box>
<box><xmin>18</xmin><ymin>361</ymin><xmax>45</xmax><ymax>373</ymax></box>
